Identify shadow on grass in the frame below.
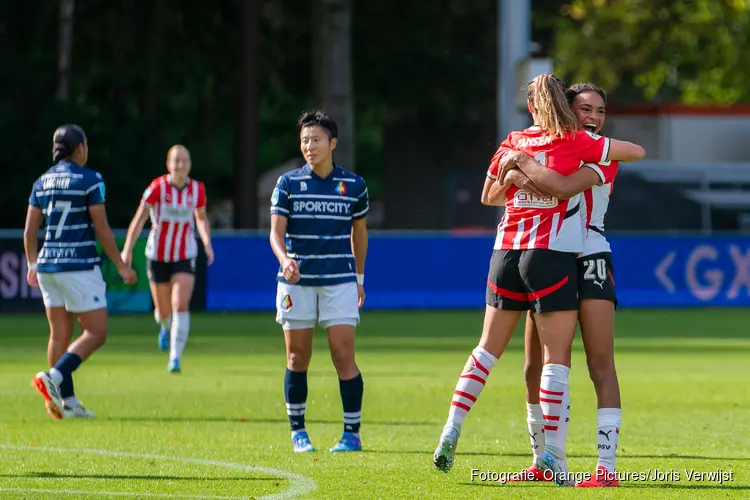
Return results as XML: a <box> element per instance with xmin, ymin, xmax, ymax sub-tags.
<box><xmin>0</xmin><ymin>472</ymin><xmax>279</xmax><ymax>481</ymax></box>
<box><xmin>366</xmin><ymin>449</ymin><xmax>750</xmax><ymax>461</ymax></box>
<box><xmin>106</xmin><ymin>416</ymin><xmax>435</xmax><ymax>426</ymax></box>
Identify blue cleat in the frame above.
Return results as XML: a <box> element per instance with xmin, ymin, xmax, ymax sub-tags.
<box><xmin>536</xmin><ymin>447</ymin><xmax>575</xmax><ymax>486</ymax></box>
<box><xmin>433</xmin><ymin>425</ymin><xmax>459</xmax><ymax>472</ymax></box>
<box><xmin>158</xmin><ymin>326</ymin><xmax>170</xmax><ymax>352</ymax></box>
<box><xmin>167</xmin><ymin>358</ymin><xmax>181</xmax><ymax>374</ymax></box>
<box><xmin>292</xmin><ymin>431</ymin><xmax>315</xmax><ymax>453</ymax></box>
<box><xmin>329</xmin><ymin>432</ymin><xmax>362</xmax><ymax>452</ymax></box>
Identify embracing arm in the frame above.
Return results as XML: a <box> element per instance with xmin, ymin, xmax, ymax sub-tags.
<box><xmin>513</xmin><ymin>153</ymin><xmax>601</xmax><ymax>200</ymax></box>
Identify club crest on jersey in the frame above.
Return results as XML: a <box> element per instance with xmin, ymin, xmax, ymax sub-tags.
<box><xmin>281</xmin><ymin>294</ymin><xmax>293</xmax><ymax>312</ymax></box>
<box><xmin>513</xmin><ymin>190</ymin><xmax>557</xmax><ymax>208</ymax></box>
<box><xmin>335</xmin><ymin>181</ymin><xmax>347</xmax><ymax>195</ymax></box>
<box><xmin>300</xmin><ymin>181</ymin><xmax>308</xmax><ymax>192</ymax></box>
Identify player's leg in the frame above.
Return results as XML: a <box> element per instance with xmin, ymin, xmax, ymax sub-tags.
<box><xmin>34</xmin><ymin>269</ymin><xmax>108</xmax><ymax>419</ymax></box>
<box><xmin>434</xmin><ymin>250</ymin><xmax>526</xmax><ymax>473</ymax></box>
<box><xmin>319</xmin><ymin>282</ymin><xmax>363</xmax><ymax>452</ymax></box>
<box><xmin>167</xmin><ymin>260</ymin><xmax>196</xmax><ymax>373</ymax></box>
<box><xmin>575</xmin><ymin>253</ymin><xmax>620</xmax><ymax>488</ymax></box>
<box><xmin>34</xmin><ymin>273</ymin><xmax>67</xmax><ymax>418</ymax></box>
<box><xmin>277</xmin><ymin>282</ymin><xmax>317</xmax><ymax>452</ymax></box>
<box><xmin>502</xmin><ymin>312</ymin><xmax>550</xmax><ymax>482</ymax></box>
<box><xmin>46</xmin><ymin>310</ymin><xmax>86</xmax><ymax>412</ymax></box>
<box><xmin>147</xmin><ymin>259</ymin><xmax>172</xmax><ymax>352</ymax></box>
<box><xmin>519</xmin><ymin>249</ymin><xmax>579</xmax><ymax>486</ymax></box>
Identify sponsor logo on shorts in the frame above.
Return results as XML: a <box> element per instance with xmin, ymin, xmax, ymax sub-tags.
<box><xmin>281</xmin><ymin>294</ymin><xmax>293</xmax><ymax>312</ymax></box>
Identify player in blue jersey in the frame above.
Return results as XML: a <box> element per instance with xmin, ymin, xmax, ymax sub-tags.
<box><xmin>25</xmin><ymin>124</ymin><xmax>137</xmax><ymax>419</ymax></box>
<box><xmin>270</xmin><ymin>110</ymin><xmax>369</xmax><ymax>453</ymax></box>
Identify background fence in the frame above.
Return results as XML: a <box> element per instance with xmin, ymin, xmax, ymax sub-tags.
<box><xmin>3</xmin><ymin>231</ymin><xmax>750</xmax><ymax>314</ymax></box>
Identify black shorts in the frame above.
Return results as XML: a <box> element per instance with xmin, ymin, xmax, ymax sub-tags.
<box><xmin>147</xmin><ymin>259</ymin><xmax>196</xmax><ymax>284</ymax></box>
<box><xmin>577</xmin><ymin>252</ymin><xmax>617</xmax><ymax>304</ymax></box>
<box><xmin>486</xmin><ymin>249</ymin><xmax>579</xmax><ymax>313</ymax></box>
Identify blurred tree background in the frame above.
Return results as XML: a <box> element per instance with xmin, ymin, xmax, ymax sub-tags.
<box><xmin>1</xmin><ymin>0</ymin><xmax>747</xmax><ymax>229</ymax></box>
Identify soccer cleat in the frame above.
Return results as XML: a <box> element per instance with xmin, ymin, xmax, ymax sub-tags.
<box><xmin>498</xmin><ymin>464</ymin><xmax>552</xmax><ymax>483</ymax></box>
<box><xmin>62</xmin><ymin>403</ymin><xmax>96</xmax><ymax>419</ymax></box>
<box><xmin>291</xmin><ymin>431</ymin><xmax>315</xmax><ymax>452</ymax></box>
<box><xmin>158</xmin><ymin>326</ymin><xmax>170</xmax><ymax>352</ymax></box>
<box><xmin>33</xmin><ymin>371</ymin><xmax>63</xmax><ymax>420</ymax></box>
<box><xmin>167</xmin><ymin>359</ymin><xmax>181</xmax><ymax>374</ymax></box>
<box><xmin>329</xmin><ymin>432</ymin><xmax>362</xmax><ymax>452</ymax></box>
<box><xmin>433</xmin><ymin>425</ymin><xmax>460</xmax><ymax>473</ymax></box>
<box><xmin>576</xmin><ymin>466</ymin><xmax>619</xmax><ymax>487</ymax></box>
<box><xmin>536</xmin><ymin>448</ymin><xmax>575</xmax><ymax>486</ymax></box>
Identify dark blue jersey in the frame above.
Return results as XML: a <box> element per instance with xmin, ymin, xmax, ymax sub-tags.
<box><xmin>270</xmin><ymin>164</ymin><xmax>369</xmax><ymax>287</ymax></box>
<box><xmin>29</xmin><ymin>161</ymin><xmax>105</xmax><ymax>273</ymax></box>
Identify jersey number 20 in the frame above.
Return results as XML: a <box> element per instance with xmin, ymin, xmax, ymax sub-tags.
<box><xmin>582</xmin><ymin>258</ymin><xmax>607</xmax><ymax>281</ymax></box>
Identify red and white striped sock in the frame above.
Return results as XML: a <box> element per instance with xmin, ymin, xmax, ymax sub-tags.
<box><xmin>539</xmin><ymin>364</ymin><xmax>570</xmax><ymax>460</ymax></box>
<box><xmin>446</xmin><ymin>347</ymin><xmax>498</xmax><ymax>431</ymax></box>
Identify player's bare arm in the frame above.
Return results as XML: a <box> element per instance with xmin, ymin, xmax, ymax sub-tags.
<box><xmin>512</xmin><ymin>153</ymin><xmax>601</xmax><ymax>200</ymax></box>
<box><xmin>121</xmin><ymin>204</ymin><xmax>150</xmax><ymax>266</ymax></box>
<box><xmin>270</xmin><ymin>213</ymin><xmax>300</xmax><ymax>283</ymax></box>
<box><xmin>351</xmin><ymin>217</ymin><xmax>368</xmax><ymax>307</ymax></box>
<box><xmin>606</xmin><ymin>138</ymin><xmax>645</xmax><ymax>162</ymax></box>
<box><xmin>90</xmin><ymin>204</ymin><xmax>136</xmax><ymax>284</ymax></box>
<box><xmin>23</xmin><ymin>205</ymin><xmax>43</xmax><ymax>287</ymax></box>
<box><xmin>194</xmin><ymin>208</ymin><xmax>214</xmax><ymax>265</ymax></box>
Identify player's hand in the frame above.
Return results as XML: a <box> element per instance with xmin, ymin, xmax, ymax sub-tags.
<box><xmin>357</xmin><ymin>284</ymin><xmax>365</xmax><ymax>308</ymax></box>
<box><xmin>507</xmin><ymin>170</ymin><xmax>550</xmax><ymax>198</ymax></box>
<box><xmin>499</xmin><ymin>150</ymin><xmax>525</xmax><ymax>182</ymax></box>
<box><xmin>205</xmin><ymin>245</ymin><xmax>215</xmax><ymax>266</ymax></box>
<box><xmin>27</xmin><ymin>269</ymin><xmax>39</xmax><ymax>288</ymax></box>
<box><xmin>282</xmin><ymin>258</ymin><xmax>300</xmax><ymax>283</ymax></box>
<box><xmin>119</xmin><ymin>266</ymin><xmax>137</xmax><ymax>285</ymax></box>
<box><xmin>121</xmin><ymin>252</ymin><xmax>132</xmax><ymax>267</ymax></box>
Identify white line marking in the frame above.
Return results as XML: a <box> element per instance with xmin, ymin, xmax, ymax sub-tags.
<box><xmin>0</xmin><ymin>444</ymin><xmax>317</xmax><ymax>500</ymax></box>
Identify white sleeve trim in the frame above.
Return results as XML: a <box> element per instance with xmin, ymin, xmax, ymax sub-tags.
<box><xmin>582</xmin><ymin>163</ymin><xmax>606</xmax><ymax>186</ymax></box>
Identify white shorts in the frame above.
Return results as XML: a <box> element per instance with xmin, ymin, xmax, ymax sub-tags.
<box><xmin>37</xmin><ymin>267</ymin><xmax>108</xmax><ymax>313</ymax></box>
<box><xmin>276</xmin><ymin>281</ymin><xmax>359</xmax><ymax>330</ymax></box>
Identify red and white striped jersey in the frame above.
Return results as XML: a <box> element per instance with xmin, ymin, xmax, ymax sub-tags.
<box><xmin>487</xmin><ymin>126</ymin><xmax>611</xmax><ymax>253</ymax></box>
<box><xmin>581</xmin><ymin>160</ymin><xmax>619</xmax><ymax>257</ymax></box>
<box><xmin>141</xmin><ymin>175</ymin><xmax>206</xmax><ymax>262</ymax></box>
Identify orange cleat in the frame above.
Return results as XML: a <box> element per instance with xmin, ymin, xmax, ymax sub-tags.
<box><xmin>576</xmin><ymin>466</ymin><xmax>619</xmax><ymax>487</ymax></box>
<box><xmin>497</xmin><ymin>464</ymin><xmax>552</xmax><ymax>484</ymax></box>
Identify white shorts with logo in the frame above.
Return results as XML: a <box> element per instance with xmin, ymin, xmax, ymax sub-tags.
<box><xmin>276</xmin><ymin>281</ymin><xmax>359</xmax><ymax>330</ymax></box>
<box><xmin>37</xmin><ymin>267</ymin><xmax>108</xmax><ymax>313</ymax></box>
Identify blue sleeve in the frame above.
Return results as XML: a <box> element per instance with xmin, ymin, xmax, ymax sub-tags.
<box><xmin>352</xmin><ymin>179</ymin><xmax>369</xmax><ymax>220</ymax></box>
<box><xmin>29</xmin><ymin>182</ymin><xmax>40</xmax><ymax>207</ymax></box>
<box><xmin>87</xmin><ymin>173</ymin><xmax>106</xmax><ymax>206</ymax></box>
<box><xmin>270</xmin><ymin>175</ymin><xmax>290</xmax><ymax>217</ymax></box>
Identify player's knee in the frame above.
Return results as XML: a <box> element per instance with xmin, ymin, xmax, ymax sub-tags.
<box><xmin>587</xmin><ymin>353</ymin><xmax>616</xmax><ymax>385</ymax></box>
<box><xmin>173</xmin><ymin>302</ymin><xmax>189</xmax><ymax>313</ymax></box>
<box><xmin>287</xmin><ymin>350</ymin><xmax>311</xmax><ymax>371</ymax></box>
<box><xmin>329</xmin><ymin>346</ymin><xmax>355</xmax><ymax>372</ymax></box>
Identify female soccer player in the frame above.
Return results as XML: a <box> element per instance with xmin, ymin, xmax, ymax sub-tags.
<box><xmin>28</xmin><ymin>124</ymin><xmax>137</xmax><ymax>419</ymax></box>
<box><xmin>432</xmin><ymin>74</ymin><xmax>645</xmax><ymax>485</ymax></box>
<box><xmin>270</xmin><ymin>110</ymin><xmax>369</xmax><ymax>453</ymax></box>
<box><xmin>121</xmin><ymin>145</ymin><xmax>214</xmax><ymax>374</ymax></box>
<box><xmin>499</xmin><ymin>83</ymin><xmax>623</xmax><ymax>487</ymax></box>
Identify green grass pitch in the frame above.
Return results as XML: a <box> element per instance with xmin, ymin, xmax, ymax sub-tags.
<box><xmin>0</xmin><ymin>309</ymin><xmax>748</xmax><ymax>499</ymax></box>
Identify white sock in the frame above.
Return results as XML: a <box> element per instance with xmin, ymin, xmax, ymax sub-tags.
<box><xmin>63</xmin><ymin>396</ymin><xmax>80</xmax><ymax>407</ymax></box>
<box><xmin>49</xmin><ymin>368</ymin><xmax>63</xmax><ymax>385</ymax></box>
<box><xmin>446</xmin><ymin>346</ymin><xmax>498</xmax><ymax>431</ymax></box>
<box><xmin>154</xmin><ymin>309</ymin><xmax>170</xmax><ymax>329</ymax></box>
<box><xmin>539</xmin><ymin>364</ymin><xmax>570</xmax><ymax>460</ymax></box>
<box><xmin>526</xmin><ymin>403</ymin><xmax>545</xmax><ymax>460</ymax></box>
<box><xmin>170</xmin><ymin>312</ymin><xmax>190</xmax><ymax>361</ymax></box>
<box><xmin>596</xmin><ymin>408</ymin><xmax>621</xmax><ymax>472</ymax></box>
